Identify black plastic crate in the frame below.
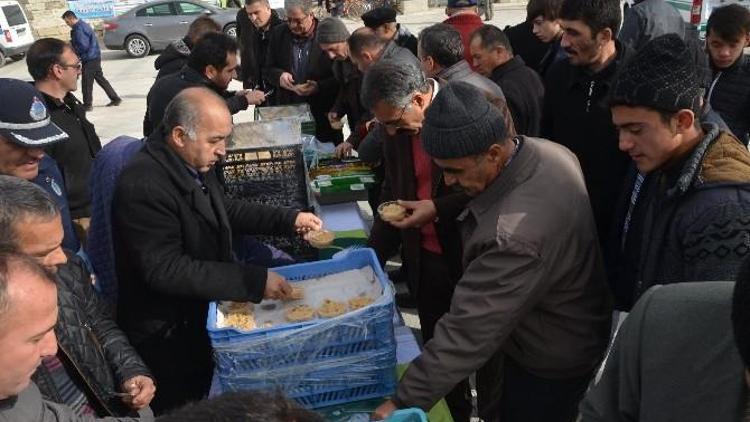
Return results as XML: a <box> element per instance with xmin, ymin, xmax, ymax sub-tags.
<box><xmin>220</xmin><ymin>145</ymin><xmax>317</xmax><ymax>261</ymax></box>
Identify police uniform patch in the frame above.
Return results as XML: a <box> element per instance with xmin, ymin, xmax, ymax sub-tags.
<box><xmin>50</xmin><ymin>178</ymin><xmax>63</xmax><ymax>196</ymax></box>
<box><xmin>30</xmin><ymin>96</ymin><xmax>48</xmax><ymax>121</ymax></box>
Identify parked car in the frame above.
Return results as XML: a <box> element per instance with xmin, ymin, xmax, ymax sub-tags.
<box><xmin>103</xmin><ymin>0</ymin><xmax>238</xmax><ymax>58</ymax></box>
<box><xmin>0</xmin><ymin>0</ymin><xmax>34</xmax><ymax>67</ymax></box>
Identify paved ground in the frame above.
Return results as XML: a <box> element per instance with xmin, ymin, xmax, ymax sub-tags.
<box><xmin>0</xmin><ymin>5</ymin><xmax>525</xmax><ymax>142</ymax></box>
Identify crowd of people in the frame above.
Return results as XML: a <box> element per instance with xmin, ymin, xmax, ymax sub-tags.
<box><xmin>1</xmin><ymin>0</ymin><xmax>750</xmax><ymax>420</ymax></box>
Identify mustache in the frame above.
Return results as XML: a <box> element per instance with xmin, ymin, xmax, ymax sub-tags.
<box><xmin>563</xmin><ymin>47</ymin><xmax>576</xmax><ymax>55</ymax></box>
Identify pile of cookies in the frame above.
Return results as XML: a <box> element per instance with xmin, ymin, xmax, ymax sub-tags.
<box><xmin>285</xmin><ymin>296</ymin><xmax>375</xmax><ymax>322</ymax></box>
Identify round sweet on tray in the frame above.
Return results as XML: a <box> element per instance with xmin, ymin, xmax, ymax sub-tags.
<box><xmin>348</xmin><ymin>296</ymin><xmax>374</xmax><ymax>310</ymax></box>
<box><xmin>286</xmin><ymin>304</ymin><xmax>315</xmax><ymax>322</ymax></box>
<box><xmin>317</xmin><ymin>299</ymin><xmax>347</xmax><ymax>318</ymax></box>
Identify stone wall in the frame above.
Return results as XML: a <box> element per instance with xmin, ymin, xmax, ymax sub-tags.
<box><xmin>18</xmin><ymin>0</ymin><xmax>71</xmax><ymax>39</ymax></box>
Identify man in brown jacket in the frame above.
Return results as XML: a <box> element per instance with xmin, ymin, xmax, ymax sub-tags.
<box><xmin>373</xmin><ymin>81</ymin><xmax>611</xmax><ymax>422</ymax></box>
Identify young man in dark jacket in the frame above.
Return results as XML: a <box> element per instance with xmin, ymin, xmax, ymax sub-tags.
<box><xmin>113</xmin><ymin>87</ymin><xmax>321</xmax><ymax>414</ymax></box>
<box><xmin>361</xmin><ymin>7</ymin><xmax>418</xmax><ymax>56</ymax></box>
<box><xmin>527</xmin><ymin>0</ymin><xmax>565</xmax><ymax>76</ymax></box>
<box><xmin>606</xmin><ymin>34</ymin><xmax>750</xmax><ymax>311</ymax></box>
<box><xmin>705</xmin><ymin>4</ymin><xmax>750</xmax><ymax>145</ymax></box>
<box><xmin>27</xmin><ymin>38</ymin><xmax>101</xmax><ymax>244</ymax></box>
<box><xmin>541</xmin><ymin>0</ymin><xmax>632</xmax><ymax>254</ymax></box>
<box><xmin>144</xmin><ymin>33</ymin><xmax>265</xmax><ymax>136</ymax></box>
<box><xmin>373</xmin><ymin>81</ymin><xmax>611</xmax><ymax>422</ymax></box>
<box><xmin>236</xmin><ymin>0</ymin><xmax>284</xmax><ymax>90</ymax></box>
<box><xmin>0</xmin><ymin>176</ymin><xmax>155</xmax><ymax>419</ymax></box>
<box><xmin>62</xmin><ymin>11</ymin><xmax>120</xmax><ymax>111</ymax></box>
<box><xmin>154</xmin><ymin>16</ymin><xmax>221</xmax><ymax>80</ymax></box>
<box><xmin>470</xmin><ymin>25</ymin><xmax>544</xmax><ymax>136</ymax></box>
<box><xmin>263</xmin><ymin>0</ymin><xmax>341</xmax><ymax>143</ymax></box>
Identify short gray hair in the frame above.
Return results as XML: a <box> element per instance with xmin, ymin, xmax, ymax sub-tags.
<box><xmin>0</xmin><ymin>176</ymin><xmax>60</xmax><ymax>254</ymax></box>
<box><xmin>361</xmin><ymin>59</ymin><xmax>430</xmax><ymax>109</ymax></box>
<box><xmin>163</xmin><ymin>87</ymin><xmax>221</xmax><ymax>139</ymax></box>
<box><xmin>285</xmin><ymin>0</ymin><xmax>312</xmax><ymax>14</ymax></box>
<box><xmin>0</xmin><ymin>252</ymin><xmax>55</xmax><ymax>322</ymax></box>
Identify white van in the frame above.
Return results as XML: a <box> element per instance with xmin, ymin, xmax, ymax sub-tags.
<box><xmin>0</xmin><ymin>0</ymin><xmax>34</xmax><ymax>67</ymax></box>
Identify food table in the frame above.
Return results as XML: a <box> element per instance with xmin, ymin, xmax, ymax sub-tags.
<box><xmin>211</xmin><ymin>114</ymin><xmax>453</xmax><ymax>420</ymax></box>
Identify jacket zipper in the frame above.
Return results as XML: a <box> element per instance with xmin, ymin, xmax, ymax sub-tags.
<box><xmin>586</xmin><ymin>81</ymin><xmax>596</xmax><ymax>112</ymax></box>
<box><xmin>57</xmin><ymin>342</ymin><xmax>115</xmax><ymax>416</ymax></box>
<box><xmin>706</xmin><ymin>71</ymin><xmax>723</xmax><ymax>104</ymax></box>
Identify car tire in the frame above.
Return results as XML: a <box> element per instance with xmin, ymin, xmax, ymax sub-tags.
<box><xmin>125</xmin><ymin>34</ymin><xmax>151</xmax><ymax>58</ymax></box>
<box><xmin>0</xmin><ymin>50</ymin><xmax>6</xmax><ymax>68</ymax></box>
<box><xmin>224</xmin><ymin>23</ymin><xmax>237</xmax><ymax>38</ymax></box>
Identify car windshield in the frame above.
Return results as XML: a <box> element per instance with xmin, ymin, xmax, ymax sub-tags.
<box><xmin>2</xmin><ymin>5</ymin><xmax>26</xmax><ymax>26</ymax></box>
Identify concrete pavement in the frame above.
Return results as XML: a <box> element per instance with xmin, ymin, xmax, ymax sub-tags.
<box><xmin>0</xmin><ymin>5</ymin><xmax>525</xmax><ymax>142</ymax></box>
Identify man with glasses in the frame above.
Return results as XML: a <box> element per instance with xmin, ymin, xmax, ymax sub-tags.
<box><xmin>27</xmin><ymin>38</ymin><xmax>102</xmax><ymax>247</ymax></box>
<box><xmin>263</xmin><ymin>0</ymin><xmax>341</xmax><ymax>144</ymax></box>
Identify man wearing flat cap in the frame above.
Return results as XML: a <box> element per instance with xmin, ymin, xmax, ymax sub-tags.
<box><xmin>373</xmin><ymin>81</ymin><xmax>611</xmax><ymax>422</ymax></box>
<box><xmin>604</xmin><ymin>34</ymin><xmax>750</xmax><ymax>312</ymax></box>
<box><xmin>361</xmin><ymin>7</ymin><xmax>418</xmax><ymax>56</ymax></box>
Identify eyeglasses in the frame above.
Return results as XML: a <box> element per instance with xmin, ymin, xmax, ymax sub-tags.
<box><xmin>57</xmin><ymin>62</ymin><xmax>82</xmax><ymax>70</ymax></box>
<box><xmin>375</xmin><ymin>103</ymin><xmax>409</xmax><ymax>129</ymax></box>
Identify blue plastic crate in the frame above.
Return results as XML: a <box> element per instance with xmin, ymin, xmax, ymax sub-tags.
<box><xmin>207</xmin><ymin>248</ymin><xmax>397</xmax><ymax>408</ymax></box>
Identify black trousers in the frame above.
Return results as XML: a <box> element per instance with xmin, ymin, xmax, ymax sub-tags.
<box><xmin>417</xmin><ymin>249</ymin><xmax>472</xmax><ymax>422</ymax></box>
<box><xmin>498</xmin><ymin>357</ymin><xmax>591</xmax><ymax>422</ymax></box>
<box><xmin>82</xmin><ymin>58</ymin><xmax>119</xmax><ymax>107</ymax></box>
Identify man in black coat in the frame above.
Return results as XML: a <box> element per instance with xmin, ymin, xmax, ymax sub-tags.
<box><xmin>144</xmin><ymin>32</ymin><xmax>265</xmax><ymax>137</ymax></box>
<box><xmin>541</xmin><ymin>0</ymin><xmax>632</xmax><ymax>253</ymax></box>
<box><xmin>113</xmin><ymin>87</ymin><xmax>322</xmax><ymax>414</ymax></box>
<box><xmin>236</xmin><ymin>0</ymin><xmax>284</xmax><ymax>90</ymax></box>
<box><xmin>470</xmin><ymin>24</ymin><xmax>544</xmax><ymax>136</ymax></box>
<box><xmin>361</xmin><ymin>7</ymin><xmax>418</xmax><ymax>56</ymax></box>
<box><xmin>26</xmin><ymin>38</ymin><xmax>102</xmax><ymax>241</ymax></box>
<box><xmin>154</xmin><ymin>16</ymin><xmax>221</xmax><ymax>80</ymax></box>
<box><xmin>263</xmin><ymin>0</ymin><xmax>342</xmax><ymax>144</ymax></box>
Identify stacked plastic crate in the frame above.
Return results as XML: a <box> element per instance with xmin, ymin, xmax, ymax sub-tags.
<box><xmin>206</xmin><ymin>249</ymin><xmax>397</xmax><ymax>408</ymax></box>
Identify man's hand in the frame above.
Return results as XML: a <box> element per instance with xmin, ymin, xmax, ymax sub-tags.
<box><xmin>334</xmin><ymin>141</ymin><xmax>353</xmax><ymax>158</ymax></box>
<box><xmin>279</xmin><ymin>72</ymin><xmax>296</xmax><ymax>91</ymax></box>
<box><xmin>295</xmin><ymin>80</ymin><xmax>319</xmax><ymax>96</ymax></box>
<box><xmin>264</xmin><ymin>271</ymin><xmax>293</xmax><ymax>300</ymax></box>
<box><xmin>295</xmin><ymin>212</ymin><xmax>323</xmax><ymax>233</ymax></box>
<box><xmin>121</xmin><ymin>376</ymin><xmax>156</xmax><ymax>410</ymax></box>
<box><xmin>372</xmin><ymin>399</ymin><xmax>398</xmax><ymax>420</ymax></box>
<box><xmin>389</xmin><ymin>200</ymin><xmax>437</xmax><ymax>229</ymax></box>
<box><xmin>244</xmin><ymin>89</ymin><xmax>266</xmax><ymax>105</ymax></box>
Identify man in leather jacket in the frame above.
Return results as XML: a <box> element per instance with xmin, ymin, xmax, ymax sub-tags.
<box><xmin>0</xmin><ymin>176</ymin><xmax>155</xmax><ymax>419</ymax></box>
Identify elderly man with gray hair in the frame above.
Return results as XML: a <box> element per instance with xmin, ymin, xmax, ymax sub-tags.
<box><xmin>112</xmin><ymin>87</ymin><xmax>322</xmax><ymax>414</ymax></box>
<box><xmin>372</xmin><ymin>81</ymin><xmax>611</xmax><ymax>422</ymax></box>
<box><xmin>263</xmin><ymin>0</ymin><xmax>341</xmax><ymax>144</ymax></box>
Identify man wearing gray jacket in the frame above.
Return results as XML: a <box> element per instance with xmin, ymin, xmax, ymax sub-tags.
<box><xmin>373</xmin><ymin>81</ymin><xmax>611</xmax><ymax>421</ymax></box>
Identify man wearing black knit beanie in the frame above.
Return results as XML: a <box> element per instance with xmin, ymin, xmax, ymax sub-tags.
<box><xmin>606</xmin><ymin>34</ymin><xmax>750</xmax><ymax>313</ymax></box>
<box><xmin>373</xmin><ymin>81</ymin><xmax>612</xmax><ymax>422</ymax></box>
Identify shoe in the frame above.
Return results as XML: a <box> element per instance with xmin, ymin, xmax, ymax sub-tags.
<box><xmin>83</xmin><ymin>105</ymin><xmax>93</xmax><ymax>112</ymax></box>
<box><xmin>395</xmin><ymin>292</ymin><xmax>418</xmax><ymax>308</ymax></box>
<box><xmin>106</xmin><ymin>98</ymin><xmax>122</xmax><ymax>107</ymax></box>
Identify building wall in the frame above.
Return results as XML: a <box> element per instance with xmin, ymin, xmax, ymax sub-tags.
<box><xmin>18</xmin><ymin>0</ymin><xmax>71</xmax><ymax>39</ymax></box>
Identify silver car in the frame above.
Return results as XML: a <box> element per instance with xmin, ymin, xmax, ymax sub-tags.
<box><xmin>103</xmin><ymin>0</ymin><xmax>238</xmax><ymax>58</ymax></box>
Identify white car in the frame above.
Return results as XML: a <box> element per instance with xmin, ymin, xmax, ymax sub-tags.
<box><xmin>0</xmin><ymin>0</ymin><xmax>34</xmax><ymax>67</ymax></box>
